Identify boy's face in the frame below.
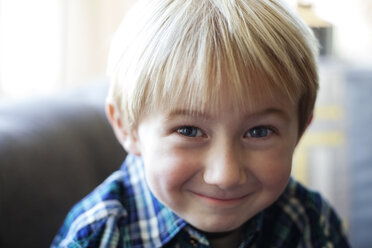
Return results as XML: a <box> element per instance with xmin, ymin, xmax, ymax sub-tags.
<box><xmin>126</xmin><ymin>88</ymin><xmax>300</xmax><ymax>233</ymax></box>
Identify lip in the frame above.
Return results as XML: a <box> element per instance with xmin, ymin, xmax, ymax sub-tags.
<box><xmin>190</xmin><ymin>191</ymin><xmax>250</xmax><ymax>207</ymax></box>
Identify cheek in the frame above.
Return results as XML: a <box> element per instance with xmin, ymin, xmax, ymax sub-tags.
<box><xmin>250</xmin><ymin>146</ymin><xmax>294</xmax><ymax>189</ymax></box>
<box><xmin>142</xmin><ymin>146</ymin><xmax>200</xmax><ymax>198</ymax></box>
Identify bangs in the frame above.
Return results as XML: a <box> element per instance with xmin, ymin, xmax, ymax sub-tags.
<box><xmin>138</xmin><ymin>0</ymin><xmax>305</xmax><ymax>117</ymax></box>
<box><xmin>108</xmin><ymin>0</ymin><xmax>318</xmax><ymax>130</ymax></box>
<box><xmin>146</xmin><ymin>46</ymin><xmax>292</xmax><ymax>117</ymax></box>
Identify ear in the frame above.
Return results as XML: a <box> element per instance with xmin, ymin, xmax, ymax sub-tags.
<box><xmin>106</xmin><ymin>103</ymin><xmax>141</xmax><ymax>156</ymax></box>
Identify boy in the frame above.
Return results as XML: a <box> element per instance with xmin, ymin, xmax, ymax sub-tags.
<box><xmin>52</xmin><ymin>0</ymin><xmax>350</xmax><ymax>247</ymax></box>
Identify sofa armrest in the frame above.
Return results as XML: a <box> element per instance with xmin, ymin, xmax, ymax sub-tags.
<box><xmin>0</xmin><ymin>81</ymin><xmax>126</xmax><ymax>248</ymax></box>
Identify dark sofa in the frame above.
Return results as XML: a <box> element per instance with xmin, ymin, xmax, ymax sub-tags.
<box><xmin>0</xmin><ymin>80</ymin><xmax>126</xmax><ymax>248</ymax></box>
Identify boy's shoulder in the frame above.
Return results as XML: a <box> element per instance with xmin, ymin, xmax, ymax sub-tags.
<box><xmin>51</xmin><ymin>155</ymin><xmax>186</xmax><ymax>248</ymax></box>
<box><xmin>257</xmin><ymin>178</ymin><xmax>350</xmax><ymax>247</ymax></box>
<box><xmin>51</xmin><ymin>170</ymin><xmax>129</xmax><ymax>247</ymax></box>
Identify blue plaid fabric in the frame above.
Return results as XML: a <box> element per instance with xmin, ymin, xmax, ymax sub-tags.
<box><xmin>52</xmin><ymin>154</ymin><xmax>350</xmax><ymax>247</ymax></box>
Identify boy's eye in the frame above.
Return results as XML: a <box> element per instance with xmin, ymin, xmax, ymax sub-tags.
<box><xmin>176</xmin><ymin>126</ymin><xmax>203</xmax><ymax>137</ymax></box>
<box><xmin>245</xmin><ymin>126</ymin><xmax>273</xmax><ymax>138</ymax></box>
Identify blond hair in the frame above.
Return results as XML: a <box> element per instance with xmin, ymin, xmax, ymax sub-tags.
<box><xmin>107</xmin><ymin>0</ymin><xmax>319</xmax><ymax>133</ymax></box>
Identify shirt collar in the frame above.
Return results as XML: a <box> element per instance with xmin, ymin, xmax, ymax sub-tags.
<box><xmin>239</xmin><ymin>212</ymin><xmax>264</xmax><ymax>247</ymax></box>
<box><xmin>120</xmin><ymin>154</ymin><xmax>263</xmax><ymax>247</ymax></box>
<box><xmin>182</xmin><ymin>213</ymin><xmax>263</xmax><ymax>247</ymax></box>
<box><xmin>120</xmin><ymin>154</ymin><xmax>187</xmax><ymax>247</ymax></box>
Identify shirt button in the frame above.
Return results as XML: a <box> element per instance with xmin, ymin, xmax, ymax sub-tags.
<box><xmin>190</xmin><ymin>238</ymin><xmax>199</xmax><ymax>247</ymax></box>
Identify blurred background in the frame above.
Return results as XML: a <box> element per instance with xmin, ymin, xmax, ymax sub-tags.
<box><xmin>0</xmin><ymin>0</ymin><xmax>371</xmax><ymax>247</ymax></box>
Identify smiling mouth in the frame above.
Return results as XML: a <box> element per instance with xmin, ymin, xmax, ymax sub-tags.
<box><xmin>191</xmin><ymin>191</ymin><xmax>250</xmax><ymax>206</ymax></box>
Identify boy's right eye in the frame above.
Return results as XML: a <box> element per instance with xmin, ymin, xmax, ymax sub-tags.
<box><xmin>176</xmin><ymin>126</ymin><xmax>203</xmax><ymax>137</ymax></box>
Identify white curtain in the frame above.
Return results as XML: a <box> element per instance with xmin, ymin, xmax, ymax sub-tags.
<box><xmin>0</xmin><ymin>0</ymin><xmax>134</xmax><ymax>98</ymax></box>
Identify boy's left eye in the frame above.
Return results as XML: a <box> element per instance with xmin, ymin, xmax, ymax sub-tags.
<box><xmin>245</xmin><ymin>126</ymin><xmax>273</xmax><ymax>138</ymax></box>
<box><xmin>176</xmin><ymin>126</ymin><xmax>203</xmax><ymax>137</ymax></box>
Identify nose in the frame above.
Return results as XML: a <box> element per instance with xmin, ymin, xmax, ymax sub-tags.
<box><xmin>203</xmin><ymin>142</ymin><xmax>247</xmax><ymax>189</ymax></box>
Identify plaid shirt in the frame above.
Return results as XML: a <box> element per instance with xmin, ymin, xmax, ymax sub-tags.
<box><xmin>52</xmin><ymin>154</ymin><xmax>350</xmax><ymax>248</ymax></box>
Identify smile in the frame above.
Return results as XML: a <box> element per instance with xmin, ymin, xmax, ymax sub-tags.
<box><xmin>190</xmin><ymin>191</ymin><xmax>250</xmax><ymax>207</ymax></box>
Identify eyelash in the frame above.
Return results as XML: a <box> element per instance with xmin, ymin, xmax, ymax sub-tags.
<box><xmin>244</xmin><ymin>126</ymin><xmax>277</xmax><ymax>138</ymax></box>
<box><xmin>175</xmin><ymin>125</ymin><xmax>277</xmax><ymax>139</ymax></box>
<box><xmin>176</xmin><ymin>126</ymin><xmax>205</xmax><ymax>138</ymax></box>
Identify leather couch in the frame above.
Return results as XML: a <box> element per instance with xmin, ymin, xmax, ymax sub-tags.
<box><xmin>0</xmin><ymin>80</ymin><xmax>126</xmax><ymax>247</ymax></box>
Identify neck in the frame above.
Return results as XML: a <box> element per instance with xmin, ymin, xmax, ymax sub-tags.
<box><xmin>204</xmin><ymin>228</ymin><xmax>242</xmax><ymax>248</ymax></box>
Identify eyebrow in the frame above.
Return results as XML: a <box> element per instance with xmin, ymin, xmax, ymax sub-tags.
<box><xmin>250</xmin><ymin>108</ymin><xmax>291</xmax><ymax>122</ymax></box>
<box><xmin>166</xmin><ymin>107</ymin><xmax>291</xmax><ymax>122</ymax></box>
<box><xmin>166</xmin><ymin>109</ymin><xmax>211</xmax><ymax>120</ymax></box>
